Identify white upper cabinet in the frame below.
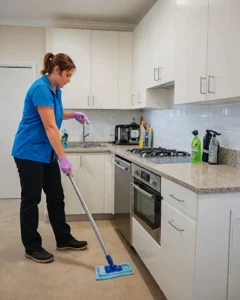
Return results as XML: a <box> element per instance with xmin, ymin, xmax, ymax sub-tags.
<box><xmin>207</xmin><ymin>0</ymin><xmax>240</xmax><ymax>102</ymax></box>
<box><xmin>46</xmin><ymin>28</ymin><xmax>91</xmax><ymax>109</ymax></box>
<box><xmin>174</xmin><ymin>0</ymin><xmax>208</xmax><ymax>105</ymax></box>
<box><xmin>118</xmin><ymin>32</ymin><xmax>133</xmax><ymax>109</ymax></box>
<box><xmin>46</xmin><ymin>29</ymin><xmax>132</xmax><ymax>109</ymax></box>
<box><xmin>91</xmin><ymin>31</ymin><xmax>118</xmax><ymax>109</ymax></box>
<box><xmin>175</xmin><ymin>0</ymin><xmax>240</xmax><ymax>105</ymax></box>
<box><xmin>147</xmin><ymin>0</ymin><xmax>175</xmax><ymax>88</ymax></box>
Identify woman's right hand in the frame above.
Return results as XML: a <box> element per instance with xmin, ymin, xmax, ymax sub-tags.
<box><xmin>58</xmin><ymin>156</ymin><xmax>72</xmax><ymax>175</ymax></box>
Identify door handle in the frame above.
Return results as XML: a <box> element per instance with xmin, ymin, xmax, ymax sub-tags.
<box><xmin>200</xmin><ymin>77</ymin><xmax>206</xmax><ymax>94</ymax></box>
<box><xmin>137</xmin><ymin>93</ymin><xmax>141</xmax><ymax>104</ymax></box>
<box><xmin>87</xmin><ymin>95</ymin><xmax>90</xmax><ymax>107</ymax></box>
<box><xmin>208</xmin><ymin>75</ymin><xmax>215</xmax><ymax>94</ymax></box>
<box><xmin>131</xmin><ymin>95</ymin><xmax>135</xmax><ymax>106</ymax></box>
<box><xmin>169</xmin><ymin>194</ymin><xmax>185</xmax><ymax>203</ymax></box>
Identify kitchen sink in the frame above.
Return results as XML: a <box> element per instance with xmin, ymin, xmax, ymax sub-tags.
<box><xmin>69</xmin><ymin>142</ymin><xmax>107</xmax><ymax>149</ymax></box>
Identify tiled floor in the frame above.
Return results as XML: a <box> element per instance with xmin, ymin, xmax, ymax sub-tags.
<box><xmin>0</xmin><ymin>199</ymin><xmax>166</xmax><ymax>300</ymax></box>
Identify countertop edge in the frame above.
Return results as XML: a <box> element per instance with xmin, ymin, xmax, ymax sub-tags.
<box><xmin>66</xmin><ymin>146</ymin><xmax>240</xmax><ymax>195</ymax></box>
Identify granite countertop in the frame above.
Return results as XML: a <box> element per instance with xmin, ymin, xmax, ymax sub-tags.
<box><xmin>66</xmin><ymin>143</ymin><xmax>240</xmax><ymax>194</ymax></box>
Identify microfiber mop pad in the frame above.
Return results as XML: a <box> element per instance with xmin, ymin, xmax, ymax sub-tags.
<box><xmin>95</xmin><ymin>262</ymin><xmax>134</xmax><ymax>280</ymax></box>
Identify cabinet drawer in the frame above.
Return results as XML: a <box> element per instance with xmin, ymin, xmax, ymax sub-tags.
<box><xmin>161</xmin><ymin>200</ymin><xmax>196</xmax><ymax>300</ymax></box>
<box><xmin>161</xmin><ymin>178</ymin><xmax>197</xmax><ymax>219</ymax></box>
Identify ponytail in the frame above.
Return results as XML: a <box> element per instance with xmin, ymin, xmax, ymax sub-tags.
<box><xmin>41</xmin><ymin>52</ymin><xmax>76</xmax><ymax>75</ymax></box>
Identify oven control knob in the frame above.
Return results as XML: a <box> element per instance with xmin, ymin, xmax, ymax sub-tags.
<box><xmin>151</xmin><ymin>180</ymin><xmax>157</xmax><ymax>186</ymax></box>
<box><xmin>135</xmin><ymin>170</ymin><xmax>140</xmax><ymax>176</ymax></box>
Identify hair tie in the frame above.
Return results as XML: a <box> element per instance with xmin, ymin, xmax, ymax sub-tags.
<box><xmin>49</xmin><ymin>57</ymin><xmax>52</xmax><ymax>61</ymax></box>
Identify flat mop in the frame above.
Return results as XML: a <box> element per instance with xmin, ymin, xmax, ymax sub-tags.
<box><xmin>69</xmin><ymin>176</ymin><xmax>134</xmax><ymax>280</ymax></box>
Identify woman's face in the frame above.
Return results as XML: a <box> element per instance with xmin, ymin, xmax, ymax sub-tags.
<box><xmin>54</xmin><ymin>67</ymin><xmax>75</xmax><ymax>88</ymax></box>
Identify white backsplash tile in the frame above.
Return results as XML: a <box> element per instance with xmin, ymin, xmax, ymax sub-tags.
<box><xmin>61</xmin><ymin>110</ymin><xmax>142</xmax><ymax>142</ymax></box>
<box><xmin>144</xmin><ymin>103</ymin><xmax>240</xmax><ymax>151</ymax></box>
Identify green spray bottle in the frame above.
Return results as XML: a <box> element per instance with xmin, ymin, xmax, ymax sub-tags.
<box><xmin>191</xmin><ymin>130</ymin><xmax>201</xmax><ymax>163</ymax></box>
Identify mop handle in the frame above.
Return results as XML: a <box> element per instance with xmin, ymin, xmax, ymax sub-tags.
<box><xmin>68</xmin><ymin>175</ymin><xmax>109</xmax><ymax>257</ymax></box>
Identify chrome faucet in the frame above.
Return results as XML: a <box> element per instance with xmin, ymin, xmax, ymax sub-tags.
<box><xmin>82</xmin><ymin>123</ymin><xmax>90</xmax><ymax>146</ymax></box>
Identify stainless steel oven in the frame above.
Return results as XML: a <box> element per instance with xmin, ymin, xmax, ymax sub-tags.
<box><xmin>131</xmin><ymin>164</ymin><xmax>162</xmax><ymax>245</ymax></box>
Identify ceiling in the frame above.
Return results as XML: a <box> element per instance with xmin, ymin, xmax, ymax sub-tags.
<box><xmin>0</xmin><ymin>0</ymin><xmax>157</xmax><ymax>30</ymax></box>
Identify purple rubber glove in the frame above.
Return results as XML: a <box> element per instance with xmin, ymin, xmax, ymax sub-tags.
<box><xmin>72</xmin><ymin>111</ymin><xmax>89</xmax><ymax>125</ymax></box>
<box><xmin>59</xmin><ymin>156</ymin><xmax>72</xmax><ymax>175</ymax></box>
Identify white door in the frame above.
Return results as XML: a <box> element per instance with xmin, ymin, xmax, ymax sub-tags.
<box><xmin>0</xmin><ymin>66</ymin><xmax>34</xmax><ymax>198</ymax></box>
<box><xmin>207</xmin><ymin>0</ymin><xmax>240</xmax><ymax>101</ymax></box>
<box><xmin>91</xmin><ymin>31</ymin><xmax>118</xmax><ymax>109</ymax></box>
<box><xmin>46</xmin><ymin>28</ymin><xmax>91</xmax><ymax>109</ymax></box>
<box><xmin>174</xmin><ymin>0</ymin><xmax>208</xmax><ymax>105</ymax></box>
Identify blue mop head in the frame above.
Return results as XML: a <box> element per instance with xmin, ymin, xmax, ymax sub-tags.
<box><xmin>95</xmin><ymin>255</ymin><xmax>134</xmax><ymax>280</ymax></box>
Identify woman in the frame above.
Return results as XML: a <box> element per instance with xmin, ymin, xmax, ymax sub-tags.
<box><xmin>12</xmin><ymin>52</ymin><xmax>89</xmax><ymax>263</ymax></box>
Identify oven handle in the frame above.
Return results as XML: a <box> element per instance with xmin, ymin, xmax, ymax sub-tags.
<box><xmin>114</xmin><ymin>162</ymin><xmax>129</xmax><ymax>171</ymax></box>
<box><xmin>131</xmin><ymin>182</ymin><xmax>155</xmax><ymax>199</ymax></box>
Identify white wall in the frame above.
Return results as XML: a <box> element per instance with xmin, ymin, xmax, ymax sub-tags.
<box><xmin>0</xmin><ymin>25</ymin><xmax>46</xmax><ymax>75</ymax></box>
<box><xmin>144</xmin><ymin>103</ymin><xmax>240</xmax><ymax>151</ymax></box>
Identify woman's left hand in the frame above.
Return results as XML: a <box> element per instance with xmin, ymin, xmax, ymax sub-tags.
<box><xmin>72</xmin><ymin>112</ymin><xmax>89</xmax><ymax>125</ymax></box>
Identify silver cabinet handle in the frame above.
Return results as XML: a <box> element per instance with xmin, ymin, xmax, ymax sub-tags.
<box><xmin>131</xmin><ymin>182</ymin><xmax>155</xmax><ymax>199</ymax></box>
<box><xmin>200</xmin><ymin>77</ymin><xmax>206</xmax><ymax>94</ymax></box>
<box><xmin>168</xmin><ymin>220</ymin><xmax>184</xmax><ymax>232</ymax></box>
<box><xmin>208</xmin><ymin>75</ymin><xmax>215</xmax><ymax>94</ymax></box>
<box><xmin>114</xmin><ymin>162</ymin><xmax>128</xmax><ymax>171</ymax></box>
<box><xmin>131</xmin><ymin>95</ymin><xmax>135</xmax><ymax>106</ymax></box>
<box><xmin>169</xmin><ymin>194</ymin><xmax>185</xmax><ymax>203</ymax></box>
<box><xmin>154</xmin><ymin>68</ymin><xmax>158</xmax><ymax>81</ymax></box>
<box><xmin>137</xmin><ymin>93</ymin><xmax>141</xmax><ymax>104</ymax></box>
<box><xmin>93</xmin><ymin>96</ymin><xmax>95</xmax><ymax>107</ymax></box>
<box><xmin>158</xmin><ymin>67</ymin><xmax>161</xmax><ymax>81</ymax></box>
<box><xmin>87</xmin><ymin>95</ymin><xmax>90</xmax><ymax>107</ymax></box>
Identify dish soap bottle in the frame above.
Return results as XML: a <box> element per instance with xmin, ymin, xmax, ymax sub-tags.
<box><xmin>191</xmin><ymin>130</ymin><xmax>201</xmax><ymax>163</ymax></box>
<box><xmin>208</xmin><ymin>131</ymin><xmax>221</xmax><ymax>165</ymax></box>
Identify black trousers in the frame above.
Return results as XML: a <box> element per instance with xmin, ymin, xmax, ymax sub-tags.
<box><xmin>14</xmin><ymin>157</ymin><xmax>73</xmax><ymax>251</ymax></box>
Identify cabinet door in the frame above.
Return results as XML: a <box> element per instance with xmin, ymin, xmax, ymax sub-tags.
<box><xmin>78</xmin><ymin>153</ymin><xmax>105</xmax><ymax>214</ymax></box>
<box><xmin>91</xmin><ymin>31</ymin><xmax>118</xmax><ymax>109</ymax></box>
<box><xmin>104</xmin><ymin>154</ymin><xmax>114</xmax><ymax>214</ymax></box>
<box><xmin>46</xmin><ymin>28</ymin><xmax>91</xmax><ymax>109</ymax></box>
<box><xmin>61</xmin><ymin>153</ymin><xmax>84</xmax><ymax>215</ymax></box>
<box><xmin>161</xmin><ymin>200</ymin><xmax>196</xmax><ymax>300</ymax></box>
<box><xmin>207</xmin><ymin>0</ymin><xmax>240</xmax><ymax>101</ymax></box>
<box><xmin>118</xmin><ymin>32</ymin><xmax>132</xmax><ymax>109</ymax></box>
<box><xmin>174</xmin><ymin>0</ymin><xmax>208</xmax><ymax>104</ymax></box>
<box><xmin>227</xmin><ymin>208</ymin><xmax>240</xmax><ymax>300</ymax></box>
<box><xmin>157</xmin><ymin>0</ymin><xmax>175</xmax><ymax>85</ymax></box>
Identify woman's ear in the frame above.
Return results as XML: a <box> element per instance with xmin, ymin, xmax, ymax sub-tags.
<box><xmin>54</xmin><ymin>66</ymin><xmax>60</xmax><ymax>74</ymax></box>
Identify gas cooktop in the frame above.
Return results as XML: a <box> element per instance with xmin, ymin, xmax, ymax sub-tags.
<box><xmin>126</xmin><ymin>147</ymin><xmax>191</xmax><ymax>164</ymax></box>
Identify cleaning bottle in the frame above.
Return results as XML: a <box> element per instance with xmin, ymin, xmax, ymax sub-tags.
<box><xmin>208</xmin><ymin>131</ymin><xmax>221</xmax><ymax>165</ymax></box>
<box><xmin>139</xmin><ymin>120</ymin><xmax>145</xmax><ymax>148</ymax></box>
<box><xmin>148</xmin><ymin>125</ymin><xmax>152</xmax><ymax>148</ymax></box>
<box><xmin>202</xmin><ymin>130</ymin><xmax>213</xmax><ymax>162</ymax></box>
<box><xmin>145</xmin><ymin>126</ymin><xmax>149</xmax><ymax>148</ymax></box>
<box><xmin>61</xmin><ymin>129</ymin><xmax>69</xmax><ymax>148</ymax></box>
<box><xmin>191</xmin><ymin>130</ymin><xmax>201</xmax><ymax>163</ymax></box>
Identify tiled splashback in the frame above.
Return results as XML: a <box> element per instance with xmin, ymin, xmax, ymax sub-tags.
<box><xmin>144</xmin><ymin>103</ymin><xmax>240</xmax><ymax>152</ymax></box>
<box><xmin>61</xmin><ymin>110</ymin><xmax>142</xmax><ymax>142</ymax></box>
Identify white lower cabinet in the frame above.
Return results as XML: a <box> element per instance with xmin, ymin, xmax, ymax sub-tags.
<box><xmin>161</xmin><ymin>200</ymin><xmax>196</xmax><ymax>300</ymax></box>
<box><xmin>61</xmin><ymin>152</ymin><xmax>114</xmax><ymax>215</ymax></box>
<box><xmin>132</xmin><ymin>217</ymin><xmax>163</xmax><ymax>288</ymax></box>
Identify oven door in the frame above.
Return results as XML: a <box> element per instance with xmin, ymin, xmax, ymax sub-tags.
<box><xmin>131</xmin><ymin>178</ymin><xmax>162</xmax><ymax>245</ymax></box>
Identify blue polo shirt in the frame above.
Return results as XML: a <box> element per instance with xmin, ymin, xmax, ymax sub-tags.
<box><xmin>12</xmin><ymin>74</ymin><xmax>63</xmax><ymax>163</ymax></box>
